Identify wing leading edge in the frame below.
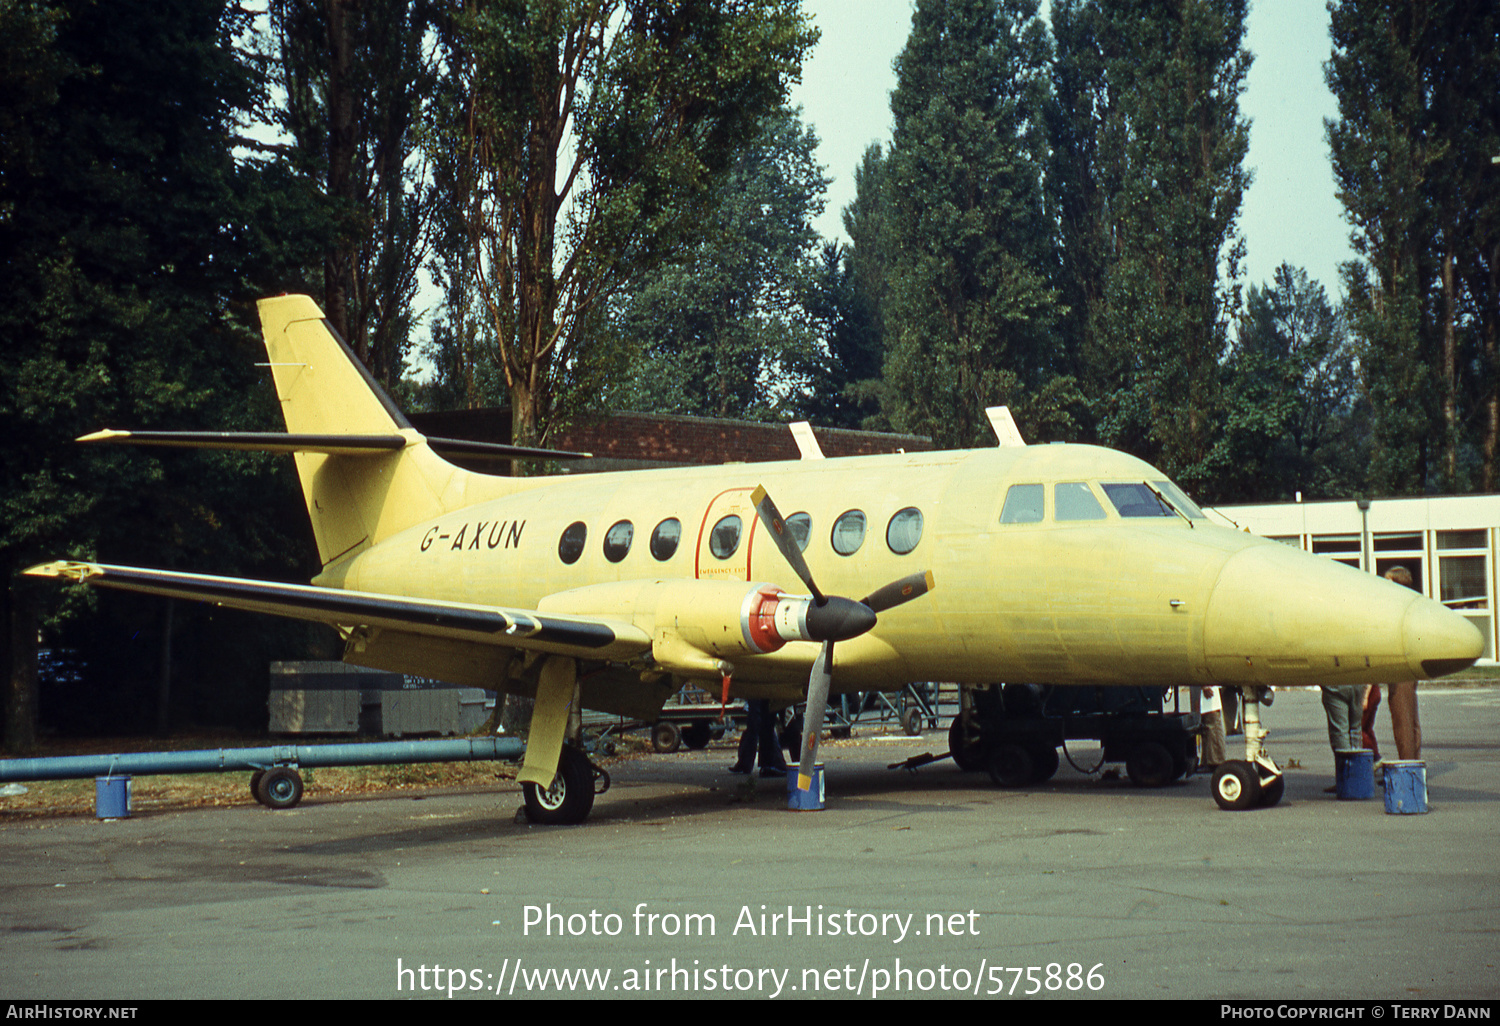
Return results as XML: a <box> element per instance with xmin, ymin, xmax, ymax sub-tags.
<box><xmin>24</xmin><ymin>561</ymin><xmax>651</xmax><ymax>660</ymax></box>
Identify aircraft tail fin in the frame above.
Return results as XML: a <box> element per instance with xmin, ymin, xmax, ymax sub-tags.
<box><xmin>255</xmin><ymin>295</ymin><xmax>503</xmax><ymax>572</ymax></box>
<box><xmin>79</xmin><ymin>297</ymin><xmax>581</xmax><ymax>574</ymax></box>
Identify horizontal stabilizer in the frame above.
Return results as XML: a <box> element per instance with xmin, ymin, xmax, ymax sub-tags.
<box><xmin>25</xmin><ymin>561</ymin><xmax>649</xmax><ymax>659</ymax></box>
<box><xmin>77</xmin><ymin>429</ymin><xmax>592</xmax><ymax>461</ymax></box>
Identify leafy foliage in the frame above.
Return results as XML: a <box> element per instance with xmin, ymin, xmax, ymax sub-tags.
<box><xmin>605</xmin><ymin>107</ymin><xmax>829</xmax><ymax>420</ymax></box>
<box><xmin>423</xmin><ymin>0</ymin><xmax>817</xmax><ymax>447</ymax></box>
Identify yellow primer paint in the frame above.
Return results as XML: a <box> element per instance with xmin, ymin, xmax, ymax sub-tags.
<box><xmin>27</xmin><ymin>296</ymin><xmax>1487</xmax><ymax>767</ymax></box>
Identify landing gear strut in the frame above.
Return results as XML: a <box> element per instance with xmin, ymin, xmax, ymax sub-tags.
<box><xmin>1211</xmin><ymin>685</ymin><xmax>1282</xmax><ymax>811</ymax></box>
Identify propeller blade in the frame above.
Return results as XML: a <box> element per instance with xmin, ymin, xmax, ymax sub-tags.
<box><xmin>797</xmin><ymin>639</ymin><xmax>834</xmax><ymax>791</ymax></box>
<box><xmin>750</xmin><ymin>486</ymin><xmax>824</xmax><ymax>603</ymax></box>
<box><xmin>861</xmin><ymin>570</ymin><xmax>936</xmax><ymax>613</ymax></box>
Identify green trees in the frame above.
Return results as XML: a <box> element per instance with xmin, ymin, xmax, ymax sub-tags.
<box><xmin>875</xmin><ymin>0</ymin><xmax>1060</xmax><ymax>450</ymax></box>
<box><xmin>1216</xmin><ymin>265</ymin><xmax>1364</xmax><ymax>502</ymax></box>
<box><xmin>263</xmin><ymin>0</ymin><xmax>437</xmax><ymax>387</ymax></box>
<box><xmin>423</xmin><ymin>0</ymin><xmax>816</xmax><ymax>448</ymax></box>
<box><xmin>1327</xmin><ymin>0</ymin><xmax>1500</xmax><ymax>493</ymax></box>
<box><xmin>606</xmin><ymin>106</ymin><xmax>828</xmax><ymax>420</ymax></box>
<box><xmin>1055</xmin><ymin>0</ymin><xmax>1252</xmax><ymax>493</ymax></box>
<box><xmin>0</xmin><ymin>0</ymin><xmax>329</xmax><ymax>746</ymax></box>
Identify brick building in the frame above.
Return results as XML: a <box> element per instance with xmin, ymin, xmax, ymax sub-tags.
<box><xmin>408</xmin><ymin>408</ymin><xmax>933</xmax><ymax>473</ymax></box>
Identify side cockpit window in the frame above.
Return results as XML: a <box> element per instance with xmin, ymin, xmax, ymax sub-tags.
<box><xmin>999</xmin><ymin>483</ymin><xmax>1043</xmax><ymax>524</ymax></box>
<box><xmin>1054</xmin><ymin>482</ymin><xmax>1106</xmax><ymax>521</ymax></box>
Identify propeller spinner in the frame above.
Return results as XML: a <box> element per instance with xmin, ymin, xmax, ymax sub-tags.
<box><xmin>749</xmin><ymin>486</ymin><xmax>935</xmax><ymax>792</ymax></box>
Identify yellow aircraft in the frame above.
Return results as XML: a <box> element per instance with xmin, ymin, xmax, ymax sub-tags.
<box><xmin>26</xmin><ymin>295</ymin><xmax>1485</xmax><ymax>821</ymax></box>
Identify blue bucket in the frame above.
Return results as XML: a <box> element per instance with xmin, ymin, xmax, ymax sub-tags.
<box><xmin>1383</xmin><ymin>760</ymin><xmax>1428</xmax><ymax>814</ymax></box>
<box><xmin>95</xmin><ymin>775</ymin><xmax>131</xmax><ymax>819</ymax></box>
<box><xmin>786</xmin><ymin>764</ymin><xmax>825</xmax><ymax>811</ymax></box>
<box><xmin>1334</xmin><ymin>749</ymin><xmax>1374</xmax><ymax>800</ymax></box>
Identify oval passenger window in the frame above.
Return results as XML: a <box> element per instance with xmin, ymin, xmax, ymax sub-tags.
<box><xmin>558</xmin><ymin>521</ymin><xmax>587</xmax><ymax>565</ymax></box>
<box><xmin>831</xmin><ymin>510</ymin><xmax>866</xmax><ymax>556</ymax></box>
<box><xmin>710</xmin><ymin>514</ymin><xmax>742</xmax><ymax>559</ymax></box>
<box><xmin>603</xmin><ymin>520</ymin><xmax>634</xmax><ymax>563</ymax></box>
<box><xmin>650</xmin><ymin>518</ymin><xmax>682</xmax><ymax>561</ymax></box>
<box><xmin>886</xmin><ymin>507</ymin><xmax>923</xmax><ymax>554</ymax></box>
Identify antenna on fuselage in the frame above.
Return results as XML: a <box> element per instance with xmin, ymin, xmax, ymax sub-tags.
<box><xmin>985</xmin><ymin>406</ymin><xmax>1027</xmax><ymax>447</ymax></box>
<box><xmin>789</xmin><ymin>421</ymin><xmax>825</xmax><ymax>460</ymax></box>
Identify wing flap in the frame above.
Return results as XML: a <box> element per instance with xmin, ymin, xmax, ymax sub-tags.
<box><xmin>25</xmin><ymin>561</ymin><xmax>650</xmax><ymax>659</ymax></box>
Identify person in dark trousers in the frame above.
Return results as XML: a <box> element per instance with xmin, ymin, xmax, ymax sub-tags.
<box><xmin>729</xmin><ymin>699</ymin><xmax>788</xmax><ymax>778</ymax></box>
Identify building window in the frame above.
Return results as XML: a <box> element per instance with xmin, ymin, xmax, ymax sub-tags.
<box><xmin>650</xmin><ymin>518</ymin><xmax>681</xmax><ymax>561</ymax></box>
<box><xmin>603</xmin><ymin>520</ymin><xmax>634</xmax><ymax>563</ymax></box>
<box><xmin>1312</xmin><ymin>534</ymin><xmax>1362</xmax><ymax>569</ymax></box>
<box><xmin>558</xmin><ymin>522</ymin><xmax>587</xmax><ymax>565</ymax></box>
<box><xmin>886</xmin><ymin>508</ymin><xmax>923</xmax><ymax>554</ymax></box>
<box><xmin>831</xmin><ymin>510</ymin><xmax>867</xmax><ymax>555</ymax></box>
<box><xmin>1438</xmin><ymin>530</ymin><xmax>1489</xmax><ymax>610</ymax></box>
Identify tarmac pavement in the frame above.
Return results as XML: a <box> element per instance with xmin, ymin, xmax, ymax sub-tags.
<box><xmin>1</xmin><ymin>687</ymin><xmax>1497</xmax><ymax>1001</ymax></box>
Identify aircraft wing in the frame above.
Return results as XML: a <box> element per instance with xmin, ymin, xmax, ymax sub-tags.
<box><xmin>24</xmin><ymin>561</ymin><xmax>652</xmax><ymax>661</ymax></box>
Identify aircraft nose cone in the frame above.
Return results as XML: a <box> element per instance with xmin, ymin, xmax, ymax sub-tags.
<box><xmin>1202</xmin><ymin>539</ymin><xmax>1484</xmax><ymax>685</ymax></box>
<box><xmin>1402</xmin><ymin>597</ymin><xmax>1484</xmax><ymax>679</ymax></box>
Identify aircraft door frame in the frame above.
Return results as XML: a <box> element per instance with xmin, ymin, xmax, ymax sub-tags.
<box><xmin>695</xmin><ymin>487</ymin><xmax>761</xmax><ymax>582</ymax></box>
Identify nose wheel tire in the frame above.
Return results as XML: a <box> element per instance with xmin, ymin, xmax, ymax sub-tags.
<box><xmin>1212</xmin><ymin>760</ymin><xmax>1263</xmax><ymax>811</ymax></box>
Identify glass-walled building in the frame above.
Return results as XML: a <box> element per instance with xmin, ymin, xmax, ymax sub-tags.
<box><xmin>1209</xmin><ymin>495</ymin><xmax>1497</xmax><ymax>662</ymax></box>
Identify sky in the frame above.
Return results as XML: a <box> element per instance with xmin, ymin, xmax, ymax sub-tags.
<box><xmin>788</xmin><ymin>0</ymin><xmax>1355</xmax><ymax>299</ymax></box>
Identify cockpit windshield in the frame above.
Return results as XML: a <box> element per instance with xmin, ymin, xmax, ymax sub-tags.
<box><xmin>1100</xmin><ymin>480</ymin><xmax>1206</xmax><ymax>519</ymax></box>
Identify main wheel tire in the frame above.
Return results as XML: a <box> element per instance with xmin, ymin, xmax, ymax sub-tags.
<box><xmin>1126</xmin><ymin>741</ymin><xmax>1176</xmax><ymax>788</ymax></box>
<box><xmin>1028</xmin><ymin>745</ymin><xmax>1059</xmax><ymax>783</ymax></box>
<box><xmin>652</xmin><ymin>720</ymin><xmax>681</xmax><ymax>753</ymax></box>
<box><xmin>522</xmin><ymin>747</ymin><xmax>596</xmax><ymax>825</ymax></box>
<box><xmin>987</xmin><ymin>744</ymin><xmax>1034</xmax><ymax>789</ymax></box>
<box><xmin>256</xmin><ymin>767</ymin><xmax>304</xmax><ymax>810</ymax></box>
<box><xmin>1258</xmin><ymin>773</ymin><xmax>1285</xmax><ymax>807</ymax></box>
<box><xmin>949</xmin><ymin>716</ymin><xmax>982</xmax><ymax>772</ymax></box>
<box><xmin>680</xmin><ymin>722</ymin><xmax>712</xmax><ymax>750</ymax></box>
<box><xmin>1212</xmin><ymin>760</ymin><xmax>1263</xmax><ymax>811</ymax></box>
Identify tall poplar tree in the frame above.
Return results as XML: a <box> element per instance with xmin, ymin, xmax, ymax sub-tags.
<box><xmin>877</xmin><ymin>0</ymin><xmax>1061</xmax><ymax>449</ymax></box>
<box><xmin>1328</xmin><ymin>0</ymin><xmax>1500</xmax><ymax>493</ymax></box>
<box><xmin>265</xmin><ymin>0</ymin><xmax>437</xmax><ymax>387</ymax></box>
<box><xmin>1083</xmin><ymin>0</ymin><xmax>1251</xmax><ymax>493</ymax></box>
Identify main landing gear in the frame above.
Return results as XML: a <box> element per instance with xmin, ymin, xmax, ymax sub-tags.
<box><xmin>521</xmin><ymin>745</ymin><xmax>609</xmax><ymax>825</ymax></box>
<box><xmin>1210</xmin><ymin>685</ymin><xmax>1283</xmax><ymax>811</ymax></box>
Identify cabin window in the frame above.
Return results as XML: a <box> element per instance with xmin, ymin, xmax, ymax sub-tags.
<box><xmin>1101</xmin><ymin>482</ymin><xmax>1173</xmax><ymax>518</ymax></box>
<box><xmin>831</xmin><ymin>510</ymin><xmax>867</xmax><ymax>555</ymax></box>
<box><xmin>710</xmin><ymin>514</ymin><xmax>742</xmax><ymax>559</ymax></box>
<box><xmin>999</xmin><ymin>483</ymin><xmax>1043</xmax><ymax>524</ymax></box>
<box><xmin>603</xmin><ymin>520</ymin><xmax>634</xmax><ymax>563</ymax></box>
<box><xmin>1054</xmin><ymin>482</ymin><xmax>1106</xmax><ymax>521</ymax></box>
<box><xmin>558</xmin><ymin>521</ymin><xmax>587</xmax><ymax>564</ymax></box>
<box><xmin>650</xmin><ymin>518</ymin><xmax>681</xmax><ymax>561</ymax></box>
<box><xmin>786</xmin><ymin>512</ymin><xmax>812</xmax><ymax>552</ymax></box>
<box><xmin>886</xmin><ymin>507</ymin><xmax>923</xmax><ymax>554</ymax></box>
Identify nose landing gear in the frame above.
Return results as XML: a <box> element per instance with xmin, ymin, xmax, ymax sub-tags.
<box><xmin>1211</xmin><ymin>686</ymin><xmax>1283</xmax><ymax>810</ymax></box>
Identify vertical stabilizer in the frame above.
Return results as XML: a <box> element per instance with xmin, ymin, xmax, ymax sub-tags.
<box><xmin>256</xmin><ymin>295</ymin><xmax>502</xmax><ymax>572</ymax></box>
